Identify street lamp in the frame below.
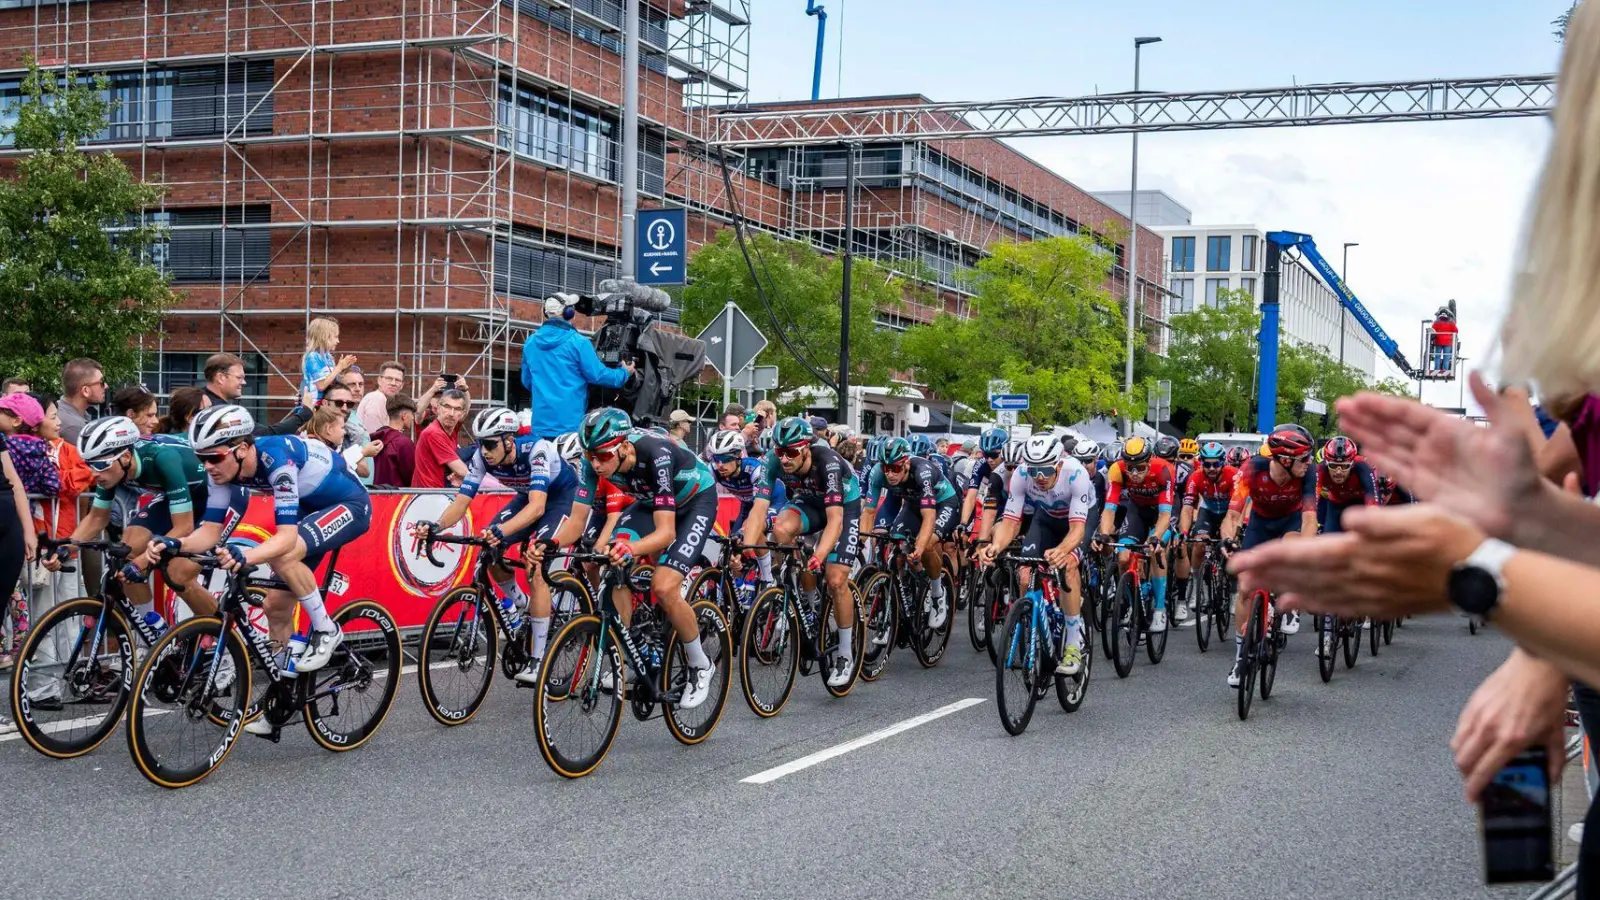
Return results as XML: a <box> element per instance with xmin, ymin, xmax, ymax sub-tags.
<box><xmin>1338</xmin><ymin>241</ymin><xmax>1358</xmax><ymax>370</ymax></box>
<box><xmin>1122</xmin><ymin>36</ymin><xmax>1162</xmax><ymax>438</ymax></box>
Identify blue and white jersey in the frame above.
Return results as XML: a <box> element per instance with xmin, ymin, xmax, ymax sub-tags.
<box><xmin>1002</xmin><ymin>456</ymin><xmax>1094</xmax><ymax>524</ymax></box>
<box><xmin>459</xmin><ymin>437</ymin><xmax>576</xmax><ymax>499</ymax></box>
<box><xmin>715</xmin><ymin>456</ymin><xmax>786</xmax><ymax>523</ymax></box>
<box><xmin>204</xmin><ymin>435</ymin><xmax>367</xmax><ymax>527</ymax></box>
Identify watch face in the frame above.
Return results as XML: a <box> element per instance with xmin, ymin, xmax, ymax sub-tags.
<box><xmin>1450</xmin><ymin>567</ymin><xmax>1499</xmax><ymax>616</ymax></box>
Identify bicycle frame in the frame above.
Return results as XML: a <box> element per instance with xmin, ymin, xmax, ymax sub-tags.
<box><xmin>998</xmin><ymin>556</ymin><xmax>1064</xmax><ymax>671</ymax></box>
<box><xmin>560</xmin><ymin>553</ymin><xmax>679</xmax><ymax>706</ymax></box>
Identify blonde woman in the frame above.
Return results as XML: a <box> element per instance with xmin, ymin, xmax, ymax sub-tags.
<box><xmin>301</xmin><ymin>317</ymin><xmax>358</xmax><ymax>403</ymax></box>
<box><xmin>307</xmin><ymin>404</ymin><xmax>381</xmax><ymax>481</ymax></box>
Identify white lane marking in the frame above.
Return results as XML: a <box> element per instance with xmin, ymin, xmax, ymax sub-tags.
<box><xmin>740</xmin><ymin>697</ymin><xmax>987</xmax><ymax>784</ymax></box>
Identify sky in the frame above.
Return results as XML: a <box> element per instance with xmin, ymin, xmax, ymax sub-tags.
<box><xmin>743</xmin><ymin>0</ymin><xmax>1569</xmax><ymax>411</ymax></box>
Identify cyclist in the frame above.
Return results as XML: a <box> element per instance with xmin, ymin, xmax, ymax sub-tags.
<box><xmin>1220</xmin><ymin>426</ymin><xmax>1317</xmax><ymax>687</ymax></box>
<box><xmin>1093</xmin><ymin>437</ymin><xmax>1177</xmax><ymax>632</ymax></box>
<box><xmin>959</xmin><ymin>427</ymin><xmax>1010</xmax><ymax>543</ymax></box>
<box><xmin>743</xmin><ymin>416</ymin><xmax>862</xmax><ymax>689</ymax></box>
<box><xmin>50</xmin><ymin>417</ymin><xmax>244</xmax><ymax>633</ymax></box>
<box><xmin>979</xmin><ymin>433</ymin><xmax>1094</xmax><ymax>675</ymax></box>
<box><xmin>1224</xmin><ymin>446</ymin><xmax>1251</xmax><ymax>471</ymax></box>
<box><xmin>1315</xmin><ymin>436</ymin><xmax>1377</xmax><ymax>534</ymax></box>
<box><xmin>863</xmin><ymin>436</ymin><xmax>961</xmax><ymax>633</ymax></box>
<box><xmin>414</xmin><ymin>408</ymin><xmax>577</xmax><ymax>685</ymax></box>
<box><xmin>1174</xmin><ymin>438</ymin><xmax>1199</xmax><ymax>490</ymax></box>
<box><xmin>548</xmin><ymin>408</ymin><xmax>719</xmax><ymax>708</ymax></box>
<box><xmin>909</xmin><ymin>433</ymin><xmax>953</xmax><ymax>484</ymax></box>
<box><xmin>166</xmin><ymin>405</ymin><xmax>370</xmax><ymax>684</ymax></box>
<box><xmin>1179</xmin><ymin>441</ymin><xmax>1238</xmax><ymax>621</ymax></box>
<box><xmin>1374</xmin><ymin>470</ymin><xmax>1414</xmax><ymax>505</ymax></box>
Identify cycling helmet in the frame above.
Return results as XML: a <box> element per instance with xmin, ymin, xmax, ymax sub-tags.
<box><xmin>189</xmin><ymin>404</ymin><xmax>255</xmax><ymax>451</ymax></box>
<box><xmin>864</xmin><ymin>436</ymin><xmax>882</xmax><ymax>465</ymax></box>
<box><xmin>1061</xmin><ymin>435</ymin><xmax>1079</xmax><ymax>457</ymax></box>
<box><xmin>554</xmin><ymin>432</ymin><xmax>583</xmax><ymax>463</ymax></box>
<box><xmin>1072</xmin><ymin>439</ymin><xmax>1100</xmax><ymax>465</ymax></box>
<box><xmin>1101</xmin><ymin>441</ymin><xmax>1123</xmax><ymax>463</ymax></box>
<box><xmin>1178</xmin><ymin>438</ymin><xmax>1199</xmax><ymax>456</ymax></box>
<box><xmin>1274</xmin><ymin>422</ymin><xmax>1313</xmax><ymax>444</ymax></box>
<box><xmin>979</xmin><ymin>427</ymin><xmax>1008</xmax><ymax>454</ymax></box>
<box><xmin>1154</xmin><ymin>435</ymin><xmax>1179</xmax><ymax>461</ymax></box>
<box><xmin>1121</xmin><ymin>436</ymin><xmax>1152</xmax><ymax>465</ymax></box>
<box><xmin>707</xmin><ymin>430</ymin><xmax>746</xmax><ymax>459</ymax></box>
<box><xmin>578</xmin><ymin>407</ymin><xmax>631</xmax><ymax>451</ymax></box>
<box><xmin>1020</xmin><ymin>433</ymin><xmax>1063</xmax><ymax>468</ymax></box>
<box><xmin>757</xmin><ymin>428</ymin><xmax>775</xmax><ymax>454</ymax></box>
<box><xmin>1266</xmin><ymin>428</ymin><xmax>1314</xmax><ymax>459</ymax></box>
<box><xmin>471</xmin><ymin>406</ymin><xmax>519</xmax><ymax>441</ymax></box>
<box><xmin>1002</xmin><ymin>440</ymin><xmax>1026</xmax><ymax>467</ymax></box>
<box><xmin>78</xmin><ymin>416</ymin><xmax>142</xmax><ymax>462</ymax></box>
<box><xmin>773</xmin><ymin>416</ymin><xmax>813</xmax><ymax>449</ymax></box>
<box><xmin>1197</xmin><ymin>441</ymin><xmax>1226</xmax><ymax>464</ymax></box>
<box><xmin>1224</xmin><ymin>446</ymin><xmax>1250</xmax><ymax>468</ymax></box>
<box><xmin>907</xmin><ymin>433</ymin><xmax>934</xmax><ymax>457</ymax></box>
<box><xmin>1323</xmin><ymin>436</ymin><xmax>1359</xmax><ymax>464</ymax></box>
<box><xmin>880</xmin><ymin>437</ymin><xmax>912</xmax><ymax>466</ymax></box>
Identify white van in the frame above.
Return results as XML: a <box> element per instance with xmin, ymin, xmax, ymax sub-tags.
<box><xmin>1196</xmin><ymin>431</ymin><xmax>1267</xmax><ymax>456</ymax></box>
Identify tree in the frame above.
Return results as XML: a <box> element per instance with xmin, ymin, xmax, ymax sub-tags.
<box><xmin>902</xmin><ymin>235</ymin><xmax>1135</xmax><ymax>427</ymax></box>
<box><xmin>0</xmin><ymin>59</ymin><xmax>176</xmax><ymax>391</ymax></box>
<box><xmin>1556</xmin><ymin>2</ymin><xmax>1577</xmax><ymax>40</ymax></box>
<box><xmin>679</xmin><ymin>229</ymin><xmax>909</xmax><ymax>410</ymax></box>
<box><xmin>1156</xmin><ymin>289</ymin><xmax>1260</xmax><ymax>432</ymax></box>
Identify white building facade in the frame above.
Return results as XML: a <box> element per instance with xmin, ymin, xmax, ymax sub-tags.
<box><xmin>1153</xmin><ymin>224</ymin><xmax>1377</xmax><ymax>378</ymax></box>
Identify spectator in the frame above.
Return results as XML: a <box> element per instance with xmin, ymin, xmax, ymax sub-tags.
<box><xmin>357</xmin><ymin>360</ymin><xmax>442</xmax><ymax>436</ymax></box>
<box><xmin>754</xmin><ymin>400</ymin><xmax>777</xmax><ymax>429</ymax></box>
<box><xmin>57</xmin><ymin>358</ymin><xmax>104</xmax><ymax>445</ymax></box>
<box><xmin>0</xmin><ymin>392</ymin><xmax>60</xmax><ymax>500</ymax></box>
<box><xmin>2</xmin><ymin>377</ymin><xmax>29</xmax><ymax>395</ymax></box>
<box><xmin>412</xmin><ymin>388</ymin><xmax>469</xmax><ymax>488</ymax></box>
<box><xmin>519</xmin><ymin>294</ymin><xmax>633</xmax><ymax>439</ymax></box>
<box><xmin>319</xmin><ymin>383</ymin><xmax>374</xmax><ymax>484</ymax></box>
<box><xmin>109</xmin><ymin>385</ymin><xmax>159</xmax><ymax>436</ymax></box>
<box><xmin>20</xmin><ymin>391</ymin><xmax>90</xmax><ymax>711</ymax></box>
<box><xmin>308</xmin><ymin>404</ymin><xmax>379</xmax><ymax>482</ymax></box>
<box><xmin>717</xmin><ymin>409</ymin><xmax>742</xmax><ymax>432</ymax></box>
<box><xmin>337</xmin><ymin>368</ymin><xmax>372</xmax><ymax>446</ymax></box>
<box><xmin>157</xmin><ymin>386</ymin><xmax>211</xmax><ymax>438</ymax></box>
<box><xmin>668</xmin><ymin>409</ymin><xmax>694</xmax><ymax>443</ymax></box>
<box><xmin>202</xmin><ymin>352</ymin><xmax>312</xmax><ymax>436</ymax></box>
<box><xmin>301</xmin><ymin>316</ymin><xmax>358</xmax><ymax>403</ymax></box>
<box><xmin>371</xmin><ymin>393</ymin><xmax>417</xmax><ymax>488</ymax></box>
<box><xmin>0</xmin><ymin>425</ymin><xmax>35</xmax><ymax>727</ymax></box>
<box><xmin>1429</xmin><ymin>305</ymin><xmax>1458</xmax><ymax>375</ymax></box>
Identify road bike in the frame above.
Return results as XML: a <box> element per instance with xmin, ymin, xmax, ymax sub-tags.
<box><xmin>532</xmin><ymin>551</ymin><xmax>731</xmax><ymax>779</ymax></box>
<box><xmin>414</xmin><ymin>533</ymin><xmax>593</xmax><ymax>726</ymax></box>
<box><xmin>684</xmin><ymin>533</ymin><xmax>764</xmax><ymax>639</ymax></box>
<box><xmin>1189</xmin><ymin>536</ymin><xmax>1232</xmax><ymax>653</ymax></box>
<box><xmin>1237</xmin><ymin>588</ymin><xmax>1284</xmax><ymax>721</ymax></box>
<box><xmin>1316</xmin><ymin>612</ymin><xmax>1365</xmax><ymax>683</ymax></box>
<box><xmin>1103</xmin><ymin>535</ymin><xmax>1166</xmax><ymax>678</ymax></box>
<box><xmin>856</xmin><ymin>531</ymin><xmax>953</xmax><ymax>680</ymax></box>
<box><xmin>737</xmin><ymin>541</ymin><xmax>864</xmax><ymax>717</ymax></box>
<box><xmin>126</xmin><ymin>546</ymin><xmax>401</xmax><ymax>788</ymax></box>
<box><xmin>993</xmin><ymin>554</ymin><xmax>1092</xmax><ymax>735</ymax></box>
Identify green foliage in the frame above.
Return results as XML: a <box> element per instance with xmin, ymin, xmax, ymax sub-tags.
<box><xmin>901</xmin><ymin>235</ymin><xmax>1136</xmax><ymax>426</ymax></box>
<box><xmin>0</xmin><ymin>58</ymin><xmax>175</xmax><ymax>391</ymax></box>
<box><xmin>679</xmin><ymin>229</ymin><xmax>910</xmax><ymax>409</ymax></box>
<box><xmin>1556</xmin><ymin>2</ymin><xmax>1577</xmax><ymax>40</ymax></box>
<box><xmin>1157</xmin><ymin>289</ymin><xmax>1261</xmax><ymax>432</ymax></box>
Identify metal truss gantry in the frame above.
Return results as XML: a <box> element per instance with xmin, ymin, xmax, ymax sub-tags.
<box><xmin>709</xmin><ymin>74</ymin><xmax>1555</xmax><ymax>147</ymax></box>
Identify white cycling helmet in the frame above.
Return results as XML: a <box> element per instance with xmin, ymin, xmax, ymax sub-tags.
<box><xmin>706</xmin><ymin>430</ymin><xmax>745</xmax><ymax>459</ymax></box>
<box><xmin>472</xmin><ymin>406</ymin><xmax>519</xmax><ymax>440</ymax></box>
<box><xmin>188</xmin><ymin>404</ymin><xmax>255</xmax><ymax>451</ymax></box>
<box><xmin>1021</xmin><ymin>433</ymin><xmax>1063</xmax><ymax>468</ymax></box>
<box><xmin>1072</xmin><ymin>439</ymin><xmax>1101</xmax><ymax>464</ymax></box>
<box><xmin>78</xmin><ymin>416</ymin><xmax>142</xmax><ymax>463</ymax></box>
<box><xmin>1002</xmin><ymin>440</ymin><xmax>1026</xmax><ymax>467</ymax></box>
<box><xmin>554</xmin><ymin>431</ymin><xmax>582</xmax><ymax>463</ymax></box>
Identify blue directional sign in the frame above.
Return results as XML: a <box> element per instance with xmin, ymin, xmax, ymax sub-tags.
<box><xmin>990</xmin><ymin>394</ymin><xmax>1030</xmax><ymax>411</ymax></box>
<box><xmin>636</xmin><ymin>207</ymin><xmax>687</xmax><ymax>285</ymax></box>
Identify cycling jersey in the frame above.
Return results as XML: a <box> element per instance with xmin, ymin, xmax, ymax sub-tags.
<box><xmin>1183</xmin><ymin>465</ymin><xmax>1239</xmax><ymax>516</ymax></box>
<box><xmin>460</xmin><ymin>436</ymin><xmax>577</xmax><ymax>500</ymax></box>
<box><xmin>968</xmin><ymin>458</ymin><xmax>1009</xmax><ymax>511</ymax></box>
<box><xmin>1174</xmin><ymin>460</ymin><xmax>1195</xmax><ymax>490</ymax></box>
<box><xmin>754</xmin><ymin>441</ymin><xmax>862</xmax><ymax>507</ymax></box>
<box><xmin>1315</xmin><ymin>460</ymin><xmax>1377</xmax><ymax>507</ymax></box>
<box><xmin>1105</xmin><ymin>458</ymin><xmax>1177</xmax><ymax>512</ymax></box>
<box><xmin>1001</xmin><ymin>457</ymin><xmax>1094</xmax><ymax>524</ymax></box>
<box><xmin>93</xmin><ymin>437</ymin><xmax>206</xmax><ymax>516</ymax></box>
<box><xmin>714</xmin><ymin>456</ymin><xmax>786</xmax><ymax>528</ymax></box>
<box><xmin>204</xmin><ymin>435</ymin><xmax>368</xmax><ymax>527</ymax></box>
<box><xmin>575</xmin><ymin>431</ymin><xmax>715</xmax><ymax>511</ymax></box>
<box><xmin>925</xmin><ymin>452</ymin><xmax>953</xmax><ymax>485</ymax></box>
<box><xmin>1228</xmin><ymin>456</ymin><xmax>1314</xmax><ymax>520</ymax></box>
<box><xmin>866</xmin><ymin>456</ymin><xmax>958</xmax><ymax>509</ymax></box>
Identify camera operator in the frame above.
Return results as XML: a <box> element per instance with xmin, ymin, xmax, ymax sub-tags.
<box><xmin>521</xmin><ymin>293</ymin><xmax>634</xmax><ymax>439</ymax></box>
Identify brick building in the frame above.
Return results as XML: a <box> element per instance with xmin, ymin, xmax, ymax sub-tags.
<box><xmin>0</xmin><ymin>0</ymin><xmax>1163</xmax><ymax>413</ymax></box>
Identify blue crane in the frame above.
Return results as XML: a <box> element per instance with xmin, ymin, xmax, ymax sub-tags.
<box><xmin>804</xmin><ymin>1</ymin><xmax>827</xmax><ymax>102</ymax></box>
<box><xmin>1257</xmin><ymin>231</ymin><xmax>1418</xmax><ymax>433</ymax></box>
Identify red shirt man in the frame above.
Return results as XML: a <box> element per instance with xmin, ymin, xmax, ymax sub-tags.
<box><xmin>411</xmin><ymin>390</ymin><xmax>469</xmax><ymax>488</ymax></box>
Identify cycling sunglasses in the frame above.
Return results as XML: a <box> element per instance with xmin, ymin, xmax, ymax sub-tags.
<box><xmin>982</xmin><ymin>449</ymin><xmax>1002</xmax><ymax>460</ymax></box>
<box><xmin>712</xmin><ymin>453</ymin><xmax>742</xmax><ymax>465</ymax></box>
<box><xmin>777</xmin><ymin>445</ymin><xmax>807</xmax><ymax>460</ymax></box>
<box><xmin>86</xmin><ymin>456</ymin><xmax>121</xmax><ymax>472</ymax></box>
<box><xmin>883</xmin><ymin>460</ymin><xmax>908</xmax><ymax>473</ymax></box>
<box><xmin>1200</xmin><ymin>461</ymin><xmax>1223</xmax><ymax>470</ymax></box>
<box><xmin>196</xmin><ymin>449</ymin><xmax>232</xmax><ymax>465</ymax></box>
<box><xmin>1177</xmin><ymin>453</ymin><xmax>1197</xmax><ymax>462</ymax></box>
<box><xmin>586</xmin><ymin>441</ymin><xmax>625</xmax><ymax>463</ymax></box>
<box><xmin>1274</xmin><ymin>454</ymin><xmax>1311</xmax><ymax>466</ymax></box>
<box><xmin>1326</xmin><ymin>462</ymin><xmax>1353</xmax><ymax>471</ymax></box>
<box><xmin>1024</xmin><ymin>464</ymin><xmax>1057</xmax><ymax>479</ymax></box>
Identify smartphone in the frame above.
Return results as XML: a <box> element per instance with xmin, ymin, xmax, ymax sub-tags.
<box><xmin>1481</xmin><ymin>747</ymin><xmax>1555</xmax><ymax>884</ymax></box>
<box><xmin>440</xmin><ymin>373</ymin><xmax>459</xmax><ymax>385</ymax></box>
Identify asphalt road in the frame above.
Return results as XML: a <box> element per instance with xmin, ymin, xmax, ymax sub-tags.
<box><xmin>0</xmin><ymin>611</ymin><xmax>1542</xmax><ymax>900</ymax></box>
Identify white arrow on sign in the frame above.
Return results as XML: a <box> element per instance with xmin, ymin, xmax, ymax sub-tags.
<box><xmin>650</xmin><ymin>262</ymin><xmax>671</xmax><ymax>276</ymax></box>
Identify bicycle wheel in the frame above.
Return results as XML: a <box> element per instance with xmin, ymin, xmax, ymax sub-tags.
<box><xmin>985</xmin><ymin>571</ymin><xmax>1011</xmax><ymax>666</ymax></box>
<box><xmin>1368</xmin><ymin>616</ymin><xmax>1382</xmax><ymax>657</ymax></box>
<box><xmin>1237</xmin><ymin>597</ymin><xmax>1262</xmax><ymax>721</ymax></box>
<box><xmin>547</xmin><ymin>570</ymin><xmax>597</xmax><ymax>627</ymax></box>
<box><xmin>1260</xmin><ymin>606</ymin><xmax>1280</xmax><ymax>701</ymax></box>
<box><xmin>995</xmin><ymin>597</ymin><xmax>1041</xmax><ymax>735</ymax></box>
<box><xmin>738</xmin><ymin>587</ymin><xmax>799</xmax><ymax>717</ymax></box>
<box><xmin>858</xmin><ymin>573</ymin><xmax>895</xmax><ymax>682</ymax></box>
<box><xmin>1214</xmin><ymin>572</ymin><xmax>1234</xmax><ymax>633</ymax></box>
<box><xmin>684</xmin><ymin>566</ymin><xmax>732</xmax><ymax>633</ymax></box>
<box><xmin>1109</xmin><ymin>571</ymin><xmax>1137</xmax><ymax>679</ymax></box>
<box><xmin>1317</xmin><ymin>615</ymin><xmax>1336</xmax><ymax>684</ymax></box>
<box><xmin>1056</xmin><ymin>618</ymin><xmax>1092</xmax><ymax>713</ymax></box>
<box><xmin>1382</xmin><ymin>618</ymin><xmax>1395</xmax><ymax>645</ymax></box>
<box><xmin>11</xmin><ymin>597</ymin><xmax>134</xmax><ymax>759</ymax></box>
<box><xmin>534</xmin><ymin>614</ymin><xmax>621</xmax><ymax>779</ymax></box>
<box><xmin>1194</xmin><ymin>573</ymin><xmax>1213</xmax><ymax>653</ymax></box>
<box><xmin>911</xmin><ymin>570</ymin><xmax>954</xmax><ymax>669</ymax></box>
<box><xmin>1145</xmin><ymin>584</ymin><xmax>1168</xmax><ymax>665</ymax></box>
<box><xmin>966</xmin><ymin>573</ymin><xmax>988</xmax><ymax>652</ymax></box>
<box><xmin>417</xmin><ymin>586</ymin><xmax>497</xmax><ymax>727</ymax></box>
<box><xmin>303</xmin><ymin>600</ymin><xmax>402</xmax><ymax>752</ymax></box>
<box><xmin>820</xmin><ymin>585</ymin><xmax>865</xmax><ymax>698</ymax></box>
<box><xmin>126</xmin><ymin>616</ymin><xmax>252</xmax><ymax>789</ymax></box>
<box><xmin>1342</xmin><ymin>619</ymin><xmax>1360</xmax><ymax>669</ymax></box>
<box><xmin>662</xmin><ymin>600</ymin><xmax>731</xmax><ymax>745</ymax></box>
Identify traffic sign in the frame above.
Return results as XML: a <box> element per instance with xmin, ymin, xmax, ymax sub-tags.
<box><xmin>636</xmin><ymin>208</ymin><xmax>687</xmax><ymax>285</ymax></box>
<box><xmin>990</xmin><ymin>394</ymin><xmax>1030</xmax><ymax>411</ymax></box>
<box><xmin>731</xmin><ymin>365</ymin><xmax>779</xmax><ymax>391</ymax></box>
<box><xmin>696</xmin><ymin>301</ymin><xmax>768</xmax><ymax>378</ymax></box>
<box><xmin>1303</xmin><ymin>397</ymin><xmax>1327</xmax><ymax>415</ymax></box>
<box><xmin>995</xmin><ymin>410</ymin><xmax>1018</xmax><ymax>427</ymax></box>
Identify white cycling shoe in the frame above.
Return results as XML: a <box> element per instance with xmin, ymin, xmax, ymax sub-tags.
<box><xmin>1280</xmin><ymin>612</ymin><xmax>1301</xmax><ymax>636</ymax></box>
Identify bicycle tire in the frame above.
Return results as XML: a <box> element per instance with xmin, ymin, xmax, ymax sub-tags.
<box><xmin>995</xmin><ymin>597</ymin><xmax>1041</xmax><ymax>735</ymax></box>
<box><xmin>11</xmin><ymin>597</ymin><xmax>134</xmax><ymax>759</ymax></box>
<box><xmin>1342</xmin><ymin>620</ymin><xmax>1359</xmax><ymax>669</ymax></box>
<box><xmin>303</xmin><ymin>599</ymin><xmax>402</xmax><ymax>752</ymax></box>
<box><xmin>820</xmin><ymin>585</ymin><xmax>865</xmax><ymax>697</ymax></box>
<box><xmin>417</xmin><ymin>586</ymin><xmax>497</xmax><ymax>727</ymax></box>
<box><xmin>966</xmin><ymin>573</ymin><xmax>987</xmax><ymax>652</ymax></box>
<box><xmin>1382</xmin><ymin>618</ymin><xmax>1395</xmax><ymax>645</ymax></box>
<box><xmin>1368</xmin><ymin>616</ymin><xmax>1381</xmax><ymax>657</ymax></box>
<box><xmin>985</xmin><ymin>570</ymin><xmax>1011</xmax><ymax>667</ymax></box>
<box><xmin>684</xmin><ymin>566</ymin><xmax>733</xmax><ymax>633</ymax></box>
<box><xmin>738</xmin><ymin>587</ymin><xmax>798</xmax><ymax>717</ymax></box>
<box><xmin>661</xmin><ymin>600</ymin><xmax>731</xmax><ymax>746</ymax></box>
<box><xmin>1110</xmin><ymin>571</ymin><xmax>1137</xmax><ymax>679</ymax></box>
<box><xmin>1238</xmin><ymin>596</ymin><xmax>1262</xmax><ymax>720</ymax></box>
<box><xmin>1145</xmin><ymin>583</ymin><xmax>1167</xmax><ymax>666</ymax></box>
<box><xmin>1317</xmin><ymin>615</ymin><xmax>1336</xmax><ymax>684</ymax></box>
<box><xmin>1194</xmin><ymin>574</ymin><xmax>1213</xmax><ymax>653</ymax></box>
<box><xmin>126</xmin><ymin>616</ymin><xmax>253</xmax><ymax>789</ymax></box>
<box><xmin>533</xmin><ymin>614</ymin><xmax>621</xmax><ymax>779</ymax></box>
<box><xmin>911</xmin><ymin>570</ymin><xmax>954</xmax><ymax>669</ymax></box>
<box><xmin>1260</xmin><ymin>606</ymin><xmax>1280</xmax><ymax>700</ymax></box>
<box><xmin>858</xmin><ymin>573</ymin><xmax>895</xmax><ymax>682</ymax></box>
<box><xmin>1056</xmin><ymin>618</ymin><xmax>1092</xmax><ymax>713</ymax></box>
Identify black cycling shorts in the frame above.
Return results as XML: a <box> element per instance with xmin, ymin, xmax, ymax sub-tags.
<box><xmin>1189</xmin><ymin>506</ymin><xmax>1224</xmax><ymax>539</ymax></box>
<box><xmin>1021</xmin><ymin>514</ymin><xmax>1082</xmax><ymax>567</ymax></box>
<box><xmin>613</xmin><ymin>490</ymin><xmax>718</xmax><ymax>576</ymax></box>
<box><xmin>778</xmin><ymin>497</ymin><xmax>861</xmax><ymax>567</ymax></box>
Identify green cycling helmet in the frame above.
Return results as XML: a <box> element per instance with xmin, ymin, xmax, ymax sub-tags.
<box><xmin>579</xmin><ymin>407</ymin><xmax>632</xmax><ymax>451</ymax></box>
<box><xmin>773</xmin><ymin>416</ymin><xmax>814</xmax><ymax>449</ymax></box>
<box><xmin>880</xmin><ymin>437</ymin><xmax>911</xmax><ymax>466</ymax></box>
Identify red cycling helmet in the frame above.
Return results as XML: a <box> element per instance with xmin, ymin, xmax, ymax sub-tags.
<box><xmin>1322</xmin><ymin>436</ymin><xmax>1358</xmax><ymax>464</ymax></box>
<box><xmin>1266</xmin><ymin>428</ymin><xmax>1314</xmax><ymax>460</ymax></box>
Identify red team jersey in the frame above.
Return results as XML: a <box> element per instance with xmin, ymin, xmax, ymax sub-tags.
<box><xmin>1105</xmin><ymin>457</ymin><xmax>1177</xmax><ymax>510</ymax></box>
<box><xmin>1229</xmin><ymin>456</ymin><xmax>1314</xmax><ymax>519</ymax></box>
<box><xmin>1315</xmin><ymin>460</ymin><xmax>1378</xmax><ymax>507</ymax></box>
<box><xmin>1183</xmin><ymin>465</ymin><xmax>1239</xmax><ymax>512</ymax></box>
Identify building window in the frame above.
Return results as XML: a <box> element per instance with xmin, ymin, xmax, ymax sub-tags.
<box><xmin>1205</xmin><ymin>277</ymin><xmax>1228</xmax><ymax>307</ymax></box>
<box><xmin>0</xmin><ymin>62</ymin><xmax>273</xmax><ymax>146</ymax></box>
<box><xmin>1240</xmin><ymin>277</ymin><xmax>1256</xmax><ymax>301</ymax></box>
<box><xmin>498</xmin><ymin>81</ymin><xmax>618</xmax><ymax>181</ymax></box>
<box><xmin>1241</xmin><ymin>235</ymin><xmax>1258</xmax><ymax>272</ymax></box>
<box><xmin>1206</xmin><ymin>236</ymin><xmax>1231</xmax><ymax>272</ymax></box>
<box><xmin>506</xmin><ymin>0</ymin><xmax>669</xmax><ymax>75</ymax></box>
<box><xmin>494</xmin><ymin>231</ymin><xmax>621</xmax><ymax>303</ymax></box>
<box><xmin>1171</xmin><ymin>236</ymin><xmax>1195</xmax><ymax>273</ymax></box>
<box><xmin>1169</xmin><ymin>278</ymin><xmax>1194</xmax><ymax>314</ymax></box>
<box><xmin>155</xmin><ymin>205</ymin><xmax>273</xmax><ymax>283</ymax></box>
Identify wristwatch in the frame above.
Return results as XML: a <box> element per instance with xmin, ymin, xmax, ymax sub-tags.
<box><xmin>1447</xmin><ymin>538</ymin><xmax>1516</xmax><ymax>618</ymax></box>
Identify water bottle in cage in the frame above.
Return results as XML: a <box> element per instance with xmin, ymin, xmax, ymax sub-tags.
<box><xmin>1040</xmin><ymin>592</ymin><xmax>1065</xmax><ymax>649</ymax></box>
<box><xmin>736</xmin><ymin>570</ymin><xmax>759</xmax><ymax>610</ymax></box>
